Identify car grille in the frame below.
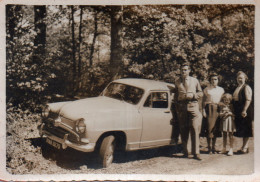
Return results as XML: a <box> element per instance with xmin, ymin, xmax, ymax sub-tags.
<box><xmin>45</xmin><ymin>118</ymin><xmax>79</xmax><ymax>143</ymax></box>
<box><xmin>60</xmin><ymin>116</ymin><xmax>75</xmax><ymax>129</ymax></box>
<box><xmin>49</xmin><ymin>111</ymin><xmax>59</xmax><ymax>119</ymax></box>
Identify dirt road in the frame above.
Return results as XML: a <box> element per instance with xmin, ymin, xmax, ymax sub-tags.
<box><xmin>6</xmin><ymin>114</ymin><xmax>254</xmax><ymax>175</ymax></box>
<box><xmin>10</xmin><ymin>136</ymin><xmax>253</xmax><ymax>175</ymax></box>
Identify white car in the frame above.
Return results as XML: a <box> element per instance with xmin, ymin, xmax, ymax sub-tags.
<box><xmin>39</xmin><ymin>78</ymin><xmax>176</xmax><ymax>167</ymax></box>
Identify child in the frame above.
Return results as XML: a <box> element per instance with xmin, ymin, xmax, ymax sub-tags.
<box><xmin>218</xmin><ymin>93</ymin><xmax>236</xmax><ymax>156</ymax></box>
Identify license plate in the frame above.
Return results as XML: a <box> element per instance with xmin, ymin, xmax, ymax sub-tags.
<box><xmin>46</xmin><ymin>138</ymin><xmax>61</xmax><ymax>150</ymax></box>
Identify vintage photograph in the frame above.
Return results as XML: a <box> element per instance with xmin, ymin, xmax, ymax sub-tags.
<box><xmin>2</xmin><ymin>1</ymin><xmax>257</xmax><ymax>180</ymax></box>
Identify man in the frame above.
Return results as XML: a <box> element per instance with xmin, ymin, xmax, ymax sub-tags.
<box><xmin>175</xmin><ymin>61</ymin><xmax>203</xmax><ymax>160</ymax></box>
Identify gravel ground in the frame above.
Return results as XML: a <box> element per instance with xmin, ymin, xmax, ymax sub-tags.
<box><xmin>6</xmin><ymin>113</ymin><xmax>254</xmax><ymax>175</ymax></box>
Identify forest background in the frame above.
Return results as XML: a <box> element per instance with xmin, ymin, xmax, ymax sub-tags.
<box><xmin>6</xmin><ymin>4</ymin><xmax>254</xmax><ymax>112</ymax></box>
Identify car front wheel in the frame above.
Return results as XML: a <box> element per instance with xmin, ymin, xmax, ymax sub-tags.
<box><xmin>99</xmin><ymin>135</ymin><xmax>115</xmax><ymax>168</ymax></box>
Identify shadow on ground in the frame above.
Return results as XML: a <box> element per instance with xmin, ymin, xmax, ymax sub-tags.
<box><xmin>28</xmin><ymin>137</ymin><xmax>183</xmax><ymax>170</ymax></box>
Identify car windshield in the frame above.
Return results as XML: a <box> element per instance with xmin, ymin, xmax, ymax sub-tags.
<box><xmin>103</xmin><ymin>82</ymin><xmax>144</xmax><ymax>105</ymax></box>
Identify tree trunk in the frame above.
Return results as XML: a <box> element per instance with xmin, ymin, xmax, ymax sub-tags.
<box><xmin>33</xmin><ymin>6</ymin><xmax>46</xmax><ymax>65</ymax></box>
<box><xmin>78</xmin><ymin>6</ymin><xmax>84</xmax><ymax>90</ymax></box>
<box><xmin>109</xmin><ymin>6</ymin><xmax>123</xmax><ymax>80</ymax></box>
<box><xmin>6</xmin><ymin>6</ymin><xmax>21</xmax><ymax>43</ymax></box>
<box><xmin>89</xmin><ymin>10</ymin><xmax>98</xmax><ymax>67</ymax></box>
<box><xmin>6</xmin><ymin>5</ymin><xmax>22</xmax><ymax>62</ymax></box>
<box><xmin>70</xmin><ymin>6</ymin><xmax>77</xmax><ymax>91</ymax></box>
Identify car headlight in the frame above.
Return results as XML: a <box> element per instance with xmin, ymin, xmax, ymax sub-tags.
<box><xmin>42</xmin><ymin>105</ymin><xmax>50</xmax><ymax>118</ymax></box>
<box><xmin>76</xmin><ymin>118</ymin><xmax>86</xmax><ymax>134</ymax></box>
<box><xmin>54</xmin><ymin>116</ymin><xmax>61</xmax><ymax>127</ymax></box>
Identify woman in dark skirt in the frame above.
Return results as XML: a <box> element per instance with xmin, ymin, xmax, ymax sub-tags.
<box><xmin>233</xmin><ymin>71</ymin><xmax>253</xmax><ymax>154</ymax></box>
<box><xmin>202</xmin><ymin>73</ymin><xmax>224</xmax><ymax>154</ymax></box>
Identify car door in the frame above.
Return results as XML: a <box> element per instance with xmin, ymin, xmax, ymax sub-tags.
<box><xmin>139</xmin><ymin>91</ymin><xmax>173</xmax><ymax>147</ymax></box>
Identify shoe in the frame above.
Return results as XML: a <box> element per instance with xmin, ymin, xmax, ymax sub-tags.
<box><xmin>188</xmin><ymin>153</ymin><xmax>193</xmax><ymax>159</ymax></box>
<box><xmin>218</xmin><ymin>148</ymin><xmax>227</xmax><ymax>154</ymax></box>
<box><xmin>227</xmin><ymin>148</ymin><xmax>233</xmax><ymax>156</ymax></box>
<box><xmin>181</xmin><ymin>152</ymin><xmax>191</xmax><ymax>158</ymax></box>
<box><xmin>212</xmin><ymin>149</ymin><xmax>218</xmax><ymax>154</ymax></box>
<box><xmin>194</xmin><ymin>154</ymin><xmax>202</xmax><ymax>161</ymax></box>
<box><xmin>181</xmin><ymin>153</ymin><xmax>193</xmax><ymax>159</ymax></box>
<box><xmin>181</xmin><ymin>153</ymin><xmax>188</xmax><ymax>158</ymax></box>
<box><xmin>243</xmin><ymin>148</ymin><xmax>249</xmax><ymax>154</ymax></box>
<box><xmin>237</xmin><ymin>148</ymin><xmax>249</xmax><ymax>154</ymax></box>
<box><xmin>170</xmin><ymin>139</ymin><xmax>177</xmax><ymax>145</ymax></box>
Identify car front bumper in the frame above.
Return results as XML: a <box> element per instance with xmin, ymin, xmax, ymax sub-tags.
<box><xmin>39</xmin><ymin>123</ymin><xmax>95</xmax><ymax>153</ymax></box>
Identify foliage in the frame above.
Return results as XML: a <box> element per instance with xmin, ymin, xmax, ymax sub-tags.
<box><xmin>6</xmin><ymin>107</ymin><xmax>43</xmax><ymax>173</ymax></box>
<box><xmin>123</xmin><ymin>5</ymin><xmax>254</xmax><ymax>93</ymax></box>
<box><xmin>6</xmin><ymin>5</ymin><xmax>254</xmax><ymax>112</ymax></box>
<box><xmin>7</xmin><ymin>6</ymin><xmax>47</xmax><ymax>111</ymax></box>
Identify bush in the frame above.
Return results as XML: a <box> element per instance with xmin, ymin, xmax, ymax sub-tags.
<box><xmin>6</xmin><ymin>107</ymin><xmax>43</xmax><ymax>173</ymax></box>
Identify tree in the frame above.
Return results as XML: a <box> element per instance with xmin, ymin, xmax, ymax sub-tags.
<box><xmin>122</xmin><ymin>5</ymin><xmax>254</xmax><ymax>89</ymax></box>
<box><xmin>33</xmin><ymin>6</ymin><xmax>46</xmax><ymax>64</ymax></box>
<box><xmin>6</xmin><ymin>5</ymin><xmax>51</xmax><ymax>110</ymax></box>
<box><xmin>109</xmin><ymin>6</ymin><xmax>123</xmax><ymax>80</ymax></box>
<box><xmin>5</xmin><ymin>5</ymin><xmax>254</xmax><ymax>111</ymax></box>
<box><xmin>78</xmin><ymin>6</ymin><xmax>84</xmax><ymax>90</ymax></box>
<box><xmin>6</xmin><ymin>5</ymin><xmax>22</xmax><ymax>63</ymax></box>
<box><xmin>70</xmin><ymin>6</ymin><xmax>77</xmax><ymax>91</ymax></box>
<box><xmin>89</xmin><ymin>9</ymin><xmax>98</xmax><ymax>67</ymax></box>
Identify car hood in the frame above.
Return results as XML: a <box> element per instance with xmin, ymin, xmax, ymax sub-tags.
<box><xmin>59</xmin><ymin>96</ymin><xmax>137</xmax><ymax>120</ymax></box>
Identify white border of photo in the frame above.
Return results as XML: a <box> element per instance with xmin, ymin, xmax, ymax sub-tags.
<box><xmin>0</xmin><ymin>0</ymin><xmax>259</xmax><ymax>181</ymax></box>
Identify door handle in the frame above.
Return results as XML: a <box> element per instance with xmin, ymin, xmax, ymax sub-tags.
<box><xmin>164</xmin><ymin>111</ymin><xmax>170</xmax><ymax>113</ymax></box>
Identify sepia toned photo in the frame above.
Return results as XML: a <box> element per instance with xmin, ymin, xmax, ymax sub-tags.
<box><xmin>1</xmin><ymin>0</ymin><xmax>259</xmax><ymax>181</ymax></box>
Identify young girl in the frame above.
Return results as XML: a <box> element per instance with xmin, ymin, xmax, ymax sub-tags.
<box><xmin>218</xmin><ymin>93</ymin><xmax>236</xmax><ymax>156</ymax></box>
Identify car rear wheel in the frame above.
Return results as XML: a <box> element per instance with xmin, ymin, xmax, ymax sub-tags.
<box><xmin>99</xmin><ymin>135</ymin><xmax>115</xmax><ymax>168</ymax></box>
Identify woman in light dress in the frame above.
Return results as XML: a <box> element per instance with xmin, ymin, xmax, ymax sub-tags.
<box><xmin>202</xmin><ymin>73</ymin><xmax>224</xmax><ymax>154</ymax></box>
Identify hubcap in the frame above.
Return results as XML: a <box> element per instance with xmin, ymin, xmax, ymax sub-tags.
<box><xmin>105</xmin><ymin>143</ymin><xmax>114</xmax><ymax>166</ymax></box>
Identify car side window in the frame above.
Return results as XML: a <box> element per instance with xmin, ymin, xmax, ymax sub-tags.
<box><xmin>144</xmin><ymin>92</ymin><xmax>168</xmax><ymax>108</ymax></box>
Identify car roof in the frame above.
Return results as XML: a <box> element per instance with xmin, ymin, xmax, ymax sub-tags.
<box><xmin>113</xmin><ymin>78</ymin><xmax>175</xmax><ymax>91</ymax></box>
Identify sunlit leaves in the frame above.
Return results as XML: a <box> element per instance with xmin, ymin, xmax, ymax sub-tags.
<box><xmin>123</xmin><ymin>5</ymin><xmax>254</xmax><ymax>91</ymax></box>
<box><xmin>6</xmin><ymin>4</ymin><xmax>254</xmax><ymax>111</ymax></box>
